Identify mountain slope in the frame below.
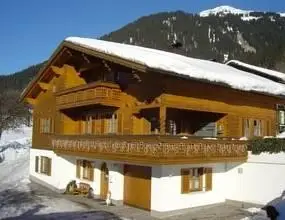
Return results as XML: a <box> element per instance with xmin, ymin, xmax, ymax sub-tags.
<box><xmin>0</xmin><ymin>62</ymin><xmax>44</xmax><ymax>92</ymax></box>
<box><xmin>2</xmin><ymin>6</ymin><xmax>285</xmax><ymax>91</ymax></box>
<box><xmin>101</xmin><ymin>9</ymin><xmax>285</xmax><ymax>69</ymax></box>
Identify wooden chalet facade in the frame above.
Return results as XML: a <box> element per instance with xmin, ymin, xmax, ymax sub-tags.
<box><xmin>21</xmin><ymin>37</ymin><xmax>285</xmax><ymax>216</ymax></box>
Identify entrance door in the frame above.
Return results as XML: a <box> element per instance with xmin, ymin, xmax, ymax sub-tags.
<box><xmin>100</xmin><ymin>162</ymin><xmax>109</xmax><ymax>199</ymax></box>
<box><xmin>124</xmin><ymin>165</ymin><xmax>151</xmax><ymax>210</ymax></box>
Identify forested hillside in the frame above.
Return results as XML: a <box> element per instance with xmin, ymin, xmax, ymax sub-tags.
<box><xmin>2</xmin><ymin>6</ymin><xmax>285</xmax><ymax>91</ymax></box>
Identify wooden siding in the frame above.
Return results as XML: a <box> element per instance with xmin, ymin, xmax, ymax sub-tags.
<box><xmin>25</xmin><ymin>49</ymin><xmax>284</xmax><ymax>159</ymax></box>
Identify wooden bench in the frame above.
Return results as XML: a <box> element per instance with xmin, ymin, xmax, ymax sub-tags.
<box><xmin>73</xmin><ymin>182</ymin><xmax>91</xmax><ymax>195</ymax></box>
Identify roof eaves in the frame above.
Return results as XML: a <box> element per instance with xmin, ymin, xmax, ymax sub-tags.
<box><xmin>19</xmin><ymin>42</ymin><xmax>66</xmax><ymax>102</ymax></box>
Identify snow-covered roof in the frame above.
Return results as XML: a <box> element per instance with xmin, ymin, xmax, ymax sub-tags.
<box><xmin>65</xmin><ymin>37</ymin><xmax>285</xmax><ymax>97</ymax></box>
<box><xmin>226</xmin><ymin>60</ymin><xmax>285</xmax><ymax>83</ymax></box>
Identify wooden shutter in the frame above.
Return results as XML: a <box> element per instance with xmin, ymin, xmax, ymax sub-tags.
<box><xmin>47</xmin><ymin>158</ymin><xmax>52</xmax><ymax>176</ymax></box>
<box><xmin>40</xmin><ymin>156</ymin><xmax>43</xmax><ymax>173</ymax></box>
<box><xmin>76</xmin><ymin>160</ymin><xmax>81</xmax><ymax>178</ymax></box>
<box><xmin>205</xmin><ymin>167</ymin><xmax>213</xmax><ymax>191</ymax></box>
<box><xmin>181</xmin><ymin>169</ymin><xmax>190</xmax><ymax>194</ymax></box>
<box><xmin>35</xmin><ymin>156</ymin><xmax>39</xmax><ymax>172</ymax></box>
<box><xmin>89</xmin><ymin>162</ymin><xmax>94</xmax><ymax>181</ymax></box>
<box><xmin>198</xmin><ymin>167</ymin><xmax>204</xmax><ymax>191</ymax></box>
<box><xmin>39</xmin><ymin>118</ymin><xmax>42</xmax><ymax>133</ymax></box>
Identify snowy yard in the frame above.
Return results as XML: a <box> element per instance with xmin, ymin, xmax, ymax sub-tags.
<box><xmin>0</xmin><ymin>127</ymin><xmax>122</xmax><ymax>219</ymax></box>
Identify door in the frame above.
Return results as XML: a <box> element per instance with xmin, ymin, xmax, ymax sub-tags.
<box><xmin>100</xmin><ymin>162</ymin><xmax>109</xmax><ymax>199</ymax></box>
<box><xmin>124</xmin><ymin>165</ymin><xmax>151</xmax><ymax>210</ymax></box>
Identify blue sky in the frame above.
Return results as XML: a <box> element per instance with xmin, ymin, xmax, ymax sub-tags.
<box><xmin>0</xmin><ymin>0</ymin><xmax>285</xmax><ymax>75</ymax></box>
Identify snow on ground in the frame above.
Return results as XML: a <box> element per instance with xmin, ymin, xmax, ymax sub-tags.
<box><xmin>240</xmin><ymin>208</ymin><xmax>269</xmax><ymax>220</ymax></box>
<box><xmin>199</xmin><ymin>5</ymin><xmax>251</xmax><ymax>17</ymax></box>
<box><xmin>277</xmin><ymin>131</ymin><xmax>285</xmax><ymax>138</ymax></box>
<box><xmin>0</xmin><ymin>126</ymin><xmax>122</xmax><ymax>219</ymax></box>
<box><xmin>65</xmin><ymin>37</ymin><xmax>285</xmax><ymax>97</ymax></box>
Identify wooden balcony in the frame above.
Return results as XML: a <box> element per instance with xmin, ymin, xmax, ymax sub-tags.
<box><xmin>50</xmin><ymin>135</ymin><xmax>248</xmax><ymax>164</ymax></box>
<box><xmin>55</xmin><ymin>82</ymin><xmax>122</xmax><ymax>110</ymax></box>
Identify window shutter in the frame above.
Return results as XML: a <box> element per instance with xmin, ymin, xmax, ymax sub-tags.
<box><xmin>39</xmin><ymin>118</ymin><xmax>42</xmax><ymax>133</ymax></box>
<box><xmin>47</xmin><ymin>158</ymin><xmax>52</xmax><ymax>176</ymax></box>
<box><xmin>181</xmin><ymin>169</ymin><xmax>190</xmax><ymax>194</ymax></box>
<box><xmin>76</xmin><ymin>160</ymin><xmax>81</xmax><ymax>178</ymax></box>
<box><xmin>205</xmin><ymin>168</ymin><xmax>213</xmax><ymax>191</ymax></box>
<box><xmin>40</xmin><ymin>156</ymin><xmax>43</xmax><ymax>173</ymax></box>
<box><xmin>35</xmin><ymin>156</ymin><xmax>39</xmax><ymax>172</ymax></box>
<box><xmin>198</xmin><ymin>167</ymin><xmax>204</xmax><ymax>191</ymax></box>
<box><xmin>89</xmin><ymin>162</ymin><xmax>94</xmax><ymax>181</ymax></box>
<box><xmin>50</xmin><ymin>118</ymin><xmax>54</xmax><ymax>133</ymax></box>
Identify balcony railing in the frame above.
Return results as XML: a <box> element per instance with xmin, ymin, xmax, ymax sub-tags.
<box><xmin>50</xmin><ymin>135</ymin><xmax>248</xmax><ymax>164</ymax></box>
<box><xmin>55</xmin><ymin>82</ymin><xmax>122</xmax><ymax>110</ymax></box>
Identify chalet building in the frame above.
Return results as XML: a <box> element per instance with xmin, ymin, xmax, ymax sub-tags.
<box><xmin>21</xmin><ymin>37</ymin><xmax>285</xmax><ymax>217</ymax></box>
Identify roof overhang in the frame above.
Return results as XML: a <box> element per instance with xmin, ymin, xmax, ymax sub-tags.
<box><xmin>20</xmin><ymin>40</ymin><xmax>285</xmax><ymax>103</ymax></box>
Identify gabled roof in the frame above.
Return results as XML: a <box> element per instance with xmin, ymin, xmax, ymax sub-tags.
<box><xmin>21</xmin><ymin>37</ymin><xmax>285</xmax><ymax>101</ymax></box>
<box><xmin>226</xmin><ymin>60</ymin><xmax>285</xmax><ymax>84</ymax></box>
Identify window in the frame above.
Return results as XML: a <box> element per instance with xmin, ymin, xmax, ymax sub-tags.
<box><xmin>39</xmin><ymin>118</ymin><xmax>53</xmax><ymax>134</ymax></box>
<box><xmin>189</xmin><ymin>168</ymin><xmax>203</xmax><ymax>191</ymax></box>
<box><xmin>85</xmin><ymin>116</ymin><xmax>93</xmax><ymax>134</ymax></box>
<box><xmin>243</xmin><ymin>119</ymin><xmax>250</xmax><ymax>138</ymax></box>
<box><xmin>277</xmin><ymin>104</ymin><xmax>285</xmax><ymax>133</ymax></box>
<box><xmin>106</xmin><ymin>113</ymin><xmax>117</xmax><ymax>133</ymax></box>
<box><xmin>76</xmin><ymin>160</ymin><xmax>94</xmax><ymax>181</ymax></box>
<box><xmin>181</xmin><ymin>167</ymin><xmax>212</xmax><ymax>194</ymax></box>
<box><xmin>253</xmin><ymin>119</ymin><xmax>262</xmax><ymax>136</ymax></box>
<box><xmin>35</xmin><ymin>156</ymin><xmax>52</xmax><ymax>176</ymax></box>
<box><xmin>41</xmin><ymin>156</ymin><xmax>52</xmax><ymax>175</ymax></box>
<box><xmin>81</xmin><ymin>112</ymin><xmax>118</xmax><ymax>134</ymax></box>
<box><xmin>243</xmin><ymin>118</ymin><xmax>265</xmax><ymax>137</ymax></box>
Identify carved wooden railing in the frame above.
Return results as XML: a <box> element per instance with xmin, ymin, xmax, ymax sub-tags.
<box><xmin>55</xmin><ymin>82</ymin><xmax>122</xmax><ymax>109</ymax></box>
<box><xmin>50</xmin><ymin>135</ymin><xmax>248</xmax><ymax>164</ymax></box>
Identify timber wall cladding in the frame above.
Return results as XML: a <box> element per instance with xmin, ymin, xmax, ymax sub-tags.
<box><xmin>33</xmin><ymin>65</ymin><xmax>86</xmax><ymax>147</ymax></box>
<box><xmin>31</xmin><ymin>55</ymin><xmax>281</xmax><ymax>149</ymax></box>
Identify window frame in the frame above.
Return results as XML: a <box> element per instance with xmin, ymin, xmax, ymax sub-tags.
<box><xmin>277</xmin><ymin>104</ymin><xmax>285</xmax><ymax>133</ymax></box>
<box><xmin>253</xmin><ymin>119</ymin><xmax>262</xmax><ymax>137</ymax></box>
<box><xmin>36</xmin><ymin>156</ymin><xmax>52</xmax><ymax>176</ymax></box>
<box><xmin>181</xmin><ymin>167</ymin><xmax>212</xmax><ymax>194</ymax></box>
<box><xmin>76</xmin><ymin>159</ymin><xmax>94</xmax><ymax>181</ymax></box>
<box><xmin>39</xmin><ymin>117</ymin><xmax>53</xmax><ymax>134</ymax></box>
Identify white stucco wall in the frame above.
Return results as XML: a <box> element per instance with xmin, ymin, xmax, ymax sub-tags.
<box><xmin>151</xmin><ymin>163</ymin><xmax>228</xmax><ymax>212</ymax></box>
<box><xmin>30</xmin><ymin>148</ymin><xmax>76</xmax><ymax>191</ymax></box>
<box><xmin>30</xmin><ymin>149</ymin><xmax>124</xmax><ymax>201</ymax></box>
<box><xmin>225</xmin><ymin>152</ymin><xmax>285</xmax><ymax>205</ymax></box>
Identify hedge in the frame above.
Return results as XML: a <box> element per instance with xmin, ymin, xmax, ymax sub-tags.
<box><xmin>247</xmin><ymin>138</ymin><xmax>285</xmax><ymax>155</ymax></box>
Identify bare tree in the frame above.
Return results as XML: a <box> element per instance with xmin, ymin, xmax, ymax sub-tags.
<box><xmin>0</xmin><ymin>90</ymin><xmax>30</xmax><ymax>138</ymax></box>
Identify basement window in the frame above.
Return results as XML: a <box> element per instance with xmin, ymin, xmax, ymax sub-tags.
<box><xmin>35</xmin><ymin>156</ymin><xmax>52</xmax><ymax>176</ymax></box>
<box><xmin>76</xmin><ymin>160</ymin><xmax>94</xmax><ymax>181</ymax></box>
<box><xmin>181</xmin><ymin>167</ymin><xmax>212</xmax><ymax>194</ymax></box>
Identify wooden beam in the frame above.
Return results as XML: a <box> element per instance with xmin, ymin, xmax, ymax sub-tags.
<box><xmin>38</xmin><ymin>82</ymin><xmax>50</xmax><ymax>91</ymax></box>
<box><xmin>25</xmin><ymin>98</ymin><xmax>36</xmax><ymax>106</ymax></box>
<box><xmin>78</xmin><ymin>63</ymin><xmax>101</xmax><ymax>72</ymax></box>
<box><xmin>102</xmin><ymin>60</ymin><xmax>112</xmax><ymax>72</ymax></box>
<box><xmin>51</xmin><ymin>65</ymin><xmax>65</xmax><ymax>76</ymax></box>
<box><xmin>81</xmin><ymin>53</ymin><xmax>90</xmax><ymax>63</ymax></box>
